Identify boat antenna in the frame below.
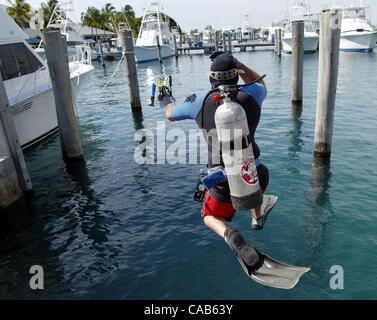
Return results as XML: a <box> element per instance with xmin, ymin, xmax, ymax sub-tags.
<box><xmin>156</xmin><ymin>4</ymin><xmax>163</xmax><ymax>43</ymax></box>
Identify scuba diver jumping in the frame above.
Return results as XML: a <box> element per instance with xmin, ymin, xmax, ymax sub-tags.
<box><xmin>165</xmin><ymin>52</ymin><xmax>310</xmax><ymax>289</ymax></box>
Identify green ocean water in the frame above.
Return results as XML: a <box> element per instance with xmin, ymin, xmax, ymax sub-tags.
<box><xmin>0</xmin><ymin>48</ymin><xmax>377</xmax><ymax>299</ymax></box>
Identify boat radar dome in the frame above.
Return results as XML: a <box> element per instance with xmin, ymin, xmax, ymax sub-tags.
<box><xmin>209</xmin><ymin>54</ymin><xmax>239</xmax><ymax>88</ymax></box>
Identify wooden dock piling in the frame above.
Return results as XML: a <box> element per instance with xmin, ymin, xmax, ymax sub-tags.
<box><xmin>275</xmin><ymin>29</ymin><xmax>282</xmax><ymax>57</ymax></box>
<box><xmin>155</xmin><ymin>35</ymin><xmax>163</xmax><ymax>65</ymax></box>
<box><xmin>227</xmin><ymin>31</ymin><xmax>232</xmax><ymax>54</ymax></box>
<box><xmin>99</xmin><ymin>39</ymin><xmax>106</xmax><ymax>68</ymax></box>
<box><xmin>314</xmin><ymin>9</ymin><xmax>342</xmax><ymax>159</ymax></box>
<box><xmin>173</xmin><ymin>35</ymin><xmax>178</xmax><ymax>59</ymax></box>
<box><xmin>222</xmin><ymin>32</ymin><xmax>227</xmax><ymax>52</ymax></box>
<box><xmin>119</xmin><ymin>29</ymin><xmax>142</xmax><ymax>110</ymax></box>
<box><xmin>292</xmin><ymin>21</ymin><xmax>305</xmax><ymax>104</ymax></box>
<box><xmin>215</xmin><ymin>32</ymin><xmax>219</xmax><ymax>51</ymax></box>
<box><xmin>43</xmin><ymin>30</ymin><xmax>84</xmax><ymax>162</ymax></box>
<box><xmin>0</xmin><ymin>76</ymin><xmax>33</xmax><ymax>209</ymax></box>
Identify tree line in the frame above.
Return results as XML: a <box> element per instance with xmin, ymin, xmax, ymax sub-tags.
<box><xmin>6</xmin><ymin>0</ymin><xmax>181</xmax><ymax>38</ymax></box>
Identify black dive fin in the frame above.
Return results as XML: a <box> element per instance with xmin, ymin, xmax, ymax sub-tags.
<box><xmin>234</xmin><ymin>249</ymin><xmax>310</xmax><ymax>290</ymax></box>
<box><xmin>225</xmin><ymin>228</ymin><xmax>310</xmax><ymax>290</ymax></box>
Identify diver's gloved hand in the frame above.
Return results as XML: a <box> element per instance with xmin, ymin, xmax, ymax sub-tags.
<box><xmin>209</xmin><ymin>51</ymin><xmax>242</xmax><ymax>68</ymax></box>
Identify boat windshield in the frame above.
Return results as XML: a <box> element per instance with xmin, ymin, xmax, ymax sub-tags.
<box><xmin>343</xmin><ymin>8</ymin><xmax>366</xmax><ymax>19</ymax></box>
<box><xmin>0</xmin><ymin>42</ymin><xmax>43</xmax><ymax>81</ymax></box>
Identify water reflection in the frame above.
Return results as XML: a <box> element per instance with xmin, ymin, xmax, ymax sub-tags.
<box><xmin>0</xmin><ymin>198</ymin><xmax>33</xmax><ymax>241</ymax></box>
<box><xmin>304</xmin><ymin>157</ymin><xmax>333</xmax><ymax>250</ymax></box>
<box><xmin>0</xmin><ymin>194</ymin><xmax>63</xmax><ymax>299</ymax></box>
<box><xmin>65</xmin><ymin>160</ymin><xmax>109</xmax><ymax>245</ymax></box>
<box><xmin>132</xmin><ymin>108</ymin><xmax>144</xmax><ymax>131</ymax></box>
<box><xmin>287</xmin><ymin>103</ymin><xmax>304</xmax><ymax>174</ymax></box>
<box><xmin>288</xmin><ymin>103</ymin><xmax>304</xmax><ymax>156</ymax></box>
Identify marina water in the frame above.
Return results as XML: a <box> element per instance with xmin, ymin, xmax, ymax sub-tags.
<box><xmin>1</xmin><ymin>49</ymin><xmax>377</xmax><ymax>299</ymax></box>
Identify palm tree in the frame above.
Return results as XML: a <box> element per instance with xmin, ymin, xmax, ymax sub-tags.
<box><xmin>104</xmin><ymin>3</ymin><xmax>115</xmax><ymax>16</ymax></box>
<box><xmin>120</xmin><ymin>5</ymin><xmax>138</xmax><ymax>37</ymax></box>
<box><xmin>122</xmin><ymin>4</ymin><xmax>135</xmax><ymax>20</ymax></box>
<box><xmin>6</xmin><ymin>0</ymin><xmax>31</xmax><ymax>29</ymax></box>
<box><xmin>130</xmin><ymin>17</ymin><xmax>142</xmax><ymax>38</ymax></box>
<box><xmin>110</xmin><ymin>11</ymin><xmax>129</xmax><ymax>33</ymax></box>
<box><xmin>122</xmin><ymin>4</ymin><xmax>135</xmax><ymax>28</ymax></box>
<box><xmin>99</xmin><ymin>4</ymin><xmax>113</xmax><ymax>32</ymax></box>
<box><xmin>82</xmin><ymin>6</ymin><xmax>101</xmax><ymax>40</ymax></box>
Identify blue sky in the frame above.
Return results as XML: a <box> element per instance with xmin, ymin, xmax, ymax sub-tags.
<box><xmin>1</xmin><ymin>0</ymin><xmax>376</xmax><ymax>31</ymax></box>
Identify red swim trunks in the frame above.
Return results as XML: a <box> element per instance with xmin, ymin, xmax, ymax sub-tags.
<box><xmin>201</xmin><ymin>164</ymin><xmax>269</xmax><ymax>222</ymax></box>
<box><xmin>201</xmin><ymin>187</ymin><xmax>268</xmax><ymax>222</ymax></box>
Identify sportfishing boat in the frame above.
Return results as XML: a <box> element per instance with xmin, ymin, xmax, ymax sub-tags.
<box><xmin>203</xmin><ymin>25</ymin><xmax>215</xmax><ymax>46</ymax></box>
<box><xmin>281</xmin><ymin>2</ymin><xmax>319</xmax><ymax>53</ymax></box>
<box><xmin>171</xmin><ymin>26</ymin><xmax>181</xmax><ymax>46</ymax></box>
<box><xmin>339</xmin><ymin>6</ymin><xmax>377</xmax><ymax>52</ymax></box>
<box><xmin>134</xmin><ymin>2</ymin><xmax>175</xmax><ymax>63</ymax></box>
<box><xmin>0</xmin><ymin>5</ymin><xmax>93</xmax><ymax>150</ymax></box>
<box><xmin>241</xmin><ymin>15</ymin><xmax>253</xmax><ymax>42</ymax></box>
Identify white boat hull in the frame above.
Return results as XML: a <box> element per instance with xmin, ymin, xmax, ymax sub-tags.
<box><xmin>134</xmin><ymin>45</ymin><xmax>175</xmax><ymax>63</ymax></box>
<box><xmin>10</xmin><ymin>71</ymin><xmax>92</xmax><ymax>150</ymax></box>
<box><xmin>340</xmin><ymin>31</ymin><xmax>377</xmax><ymax>52</ymax></box>
<box><xmin>69</xmin><ymin>62</ymin><xmax>94</xmax><ymax>98</ymax></box>
<box><xmin>282</xmin><ymin>35</ymin><xmax>319</xmax><ymax>53</ymax></box>
<box><xmin>11</xmin><ymin>89</ymin><xmax>58</xmax><ymax>150</ymax></box>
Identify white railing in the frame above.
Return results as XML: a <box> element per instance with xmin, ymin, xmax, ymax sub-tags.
<box><xmin>72</xmin><ymin>44</ymin><xmax>92</xmax><ymax>65</ymax></box>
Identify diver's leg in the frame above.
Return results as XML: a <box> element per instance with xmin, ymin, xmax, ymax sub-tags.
<box><xmin>202</xmin><ymin>194</ymin><xmax>260</xmax><ymax>269</ymax></box>
<box><xmin>204</xmin><ymin>216</ymin><xmax>227</xmax><ymax>238</ymax></box>
<box><xmin>252</xmin><ymin>205</ymin><xmax>262</xmax><ymax>219</ymax></box>
<box><xmin>201</xmin><ymin>191</ymin><xmax>236</xmax><ymax>237</ymax></box>
<box><xmin>251</xmin><ymin>164</ymin><xmax>270</xmax><ymax>229</ymax></box>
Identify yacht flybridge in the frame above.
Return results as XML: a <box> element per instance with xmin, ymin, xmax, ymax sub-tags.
<box><xmin>241</xmin><ymin>15</ymin><xmax>253</xmax><ymax>42</ymax></box>
<box><xmin>135</xmin><ymin>2</ymin><xmax>175</xmax><ymax>63</ymax></box>
<box><xmin>35</xmin><ymin>1</ymin><xmax>87</xmax><ymax>58</ymax></box>
<box><xmin>0</xmin><ymin>5</ymin><xmax>92</xmax><ymax>150</ymax></box>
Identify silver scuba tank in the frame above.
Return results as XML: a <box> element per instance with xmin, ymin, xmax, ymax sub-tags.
<box><xmin>214</xmin><ymin>90</ymin><xmax>263</xmax><ymax>210</ymax></box>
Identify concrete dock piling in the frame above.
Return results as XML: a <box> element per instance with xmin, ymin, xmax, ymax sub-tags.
<box><xmin>43</xmin><ymin>30</ymin><xmax>84</xmax><ymax>162</ymax></box>
<box><xmin>314</xmin><ymin>9</ymin><xmax>342</xmax><ymax>159</ymax></box>
<box><xmin>0</xmin><ymin>76</ymin><xmax>33</xmax><ymax>209</ymax></box>
<box><xmin>0</xmin><ymin>153</ymin><xmax>23</xmax><ymax>209</ymax></box>
<box><xmin>292</xmin><ymin>21</ymin><xmax>305</xmax><ymax>104</ymax></box>
<box><xmin>119</xmin><ymin>29</ymin><xmax>142</xmax><ymax>110</ymax></box>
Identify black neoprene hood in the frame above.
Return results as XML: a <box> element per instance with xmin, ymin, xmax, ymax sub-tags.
<box><xmin>209</xmin><ymin>54</ymin><xmax>239</xmax><ymax>88</ymax></box>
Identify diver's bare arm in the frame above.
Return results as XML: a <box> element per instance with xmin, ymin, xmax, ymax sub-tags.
<box><xmin>165</xmin><ymin>102</ymin><xmax>176</xmax><ymax>122</ymax></box>
<box><xmin>238</xmin><ymin>64</ymin><xmax>265</xmax><ymax>85</ymax></box>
